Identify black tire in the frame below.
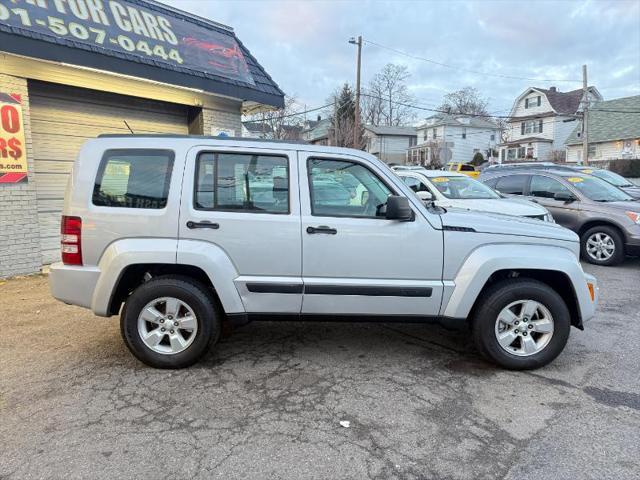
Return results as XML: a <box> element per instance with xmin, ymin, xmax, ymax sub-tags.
<box><xmin>472</xmin><ymin>278</ymin><xmax>571</xmax><ymax>370</ymax></box>
<box><xmin>580</xmin><ymin>225</ymin><xmax>625</xmax><ymax>266</ymax></box>
<box><xmin>120</xmin><ymin>275</ymin><xmax>221</xmax><ymax>369</ymax></box>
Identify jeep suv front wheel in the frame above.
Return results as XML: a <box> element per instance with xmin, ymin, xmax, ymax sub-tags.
<box><xmin>121</xmin><ymin>275</ymin><xmax>221</xmax><ymax>368</ymax></box>
<box><xmin>472</xmin><ymin>278</ymin><xmax>571</xmax><ymax>370</ymax></box>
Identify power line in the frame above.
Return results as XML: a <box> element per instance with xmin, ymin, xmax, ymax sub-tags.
<box><xmin>363</xmin><ymin>39</ymin><xmax>583</xmax><ymax>84</ymax></box>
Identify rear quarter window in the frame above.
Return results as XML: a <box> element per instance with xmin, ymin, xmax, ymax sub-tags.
<box><xmin>93</xmin><ymin>149</ymin><xmax>174</xmax><ymax>209</ymax></box>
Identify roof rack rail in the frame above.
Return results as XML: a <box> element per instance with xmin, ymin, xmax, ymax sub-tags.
<box><xmin>96</xmin><ymin>134</ymin><xmax>311</xmax><ymax>146</ymax></box>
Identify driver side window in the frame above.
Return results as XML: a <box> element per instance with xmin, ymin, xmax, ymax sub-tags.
<box><xmin>308</xmin><ymin>158</ymin><xmax>392</xmax><ymax>218</ymax></box>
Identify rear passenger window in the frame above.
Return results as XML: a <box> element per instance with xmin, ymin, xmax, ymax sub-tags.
<box><xmin>195</xmin><ymin>152</ymin><xmax>289</xmax><ymax>214</ymax></box>
<box><xmin>494</xmin><ymin>175</ymin><xmax>527</xmax><ymax>195</ymax></box>
<box><xmin>530</xmin><ymin>175</ymin><xmax>572</xmax><ymax>198</ymax></box>
<box><xmin>93</xmin><ymin>149</ymin><xmax>174</xmax><ymax>209</ymax></box>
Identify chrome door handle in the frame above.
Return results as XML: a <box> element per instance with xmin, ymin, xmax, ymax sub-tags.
<box><xmin>306</xmin><ymin>225</ymin><xmax>337</xmax><ymax>235</ymax></box>
<box><xmin>187</xmin><ymin>221</ymin><xmax>219</xmax><ymax>230</ymax></box>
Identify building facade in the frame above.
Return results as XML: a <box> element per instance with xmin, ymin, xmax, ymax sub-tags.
<box><xmin>498</xmin><ymin>86</ymin><xmax>602</xmax><ymax>163</ymax></box>
<box><xmin>407</xmin><ymin>114</ymin><xmax>500</xmax><ymax>165</ymax></box>
<box><xmin>565</xmin><ymin>95</ymin><xmax>640</xmax><ymax>163</ymax></box>
<box><xmin>363</xmin><ymin>125</ymin><xmax>417</xmax><ymax>164</ymax></box>
<box><xmin>0</xmin><ymin>0</ymin><xmax>283</xmax><ymax>277</ymax></box>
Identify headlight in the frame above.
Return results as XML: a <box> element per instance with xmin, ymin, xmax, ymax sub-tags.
<box><xmin>544</xmin><ymin>213</ymin><xmax>555</xmax><ymax>223</ymax></box>
<box><xmin>626</xmin><ymin>211</ymin><xmax>640</xmax><ymax>224</ymax></box>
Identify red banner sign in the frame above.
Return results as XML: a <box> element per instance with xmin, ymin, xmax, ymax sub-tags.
<box><xmin>0</xmin><ymin>93</ymin><xmax>27</xmax><ymax>184</ymax></box>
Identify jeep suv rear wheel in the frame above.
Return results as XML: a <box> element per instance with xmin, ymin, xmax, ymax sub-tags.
<box><xmin>121</xmin><ymin>275</ymin><xmax>220</xmax><ymax>369</ymax></box>
<box><xmin>472</xmin><ymin>278</ymin><xmax>570</xmax><ymax>370</ymax></box>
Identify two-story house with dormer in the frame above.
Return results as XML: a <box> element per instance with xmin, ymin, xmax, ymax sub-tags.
<box><xmin>498</xmin><ymin>86</ymin><xmax>603</xmax><ymax>162</ymax></box>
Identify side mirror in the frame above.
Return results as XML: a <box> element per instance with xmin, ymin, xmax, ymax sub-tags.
<box><xmin>416</xmin><ymin>190</ymin><xmax>433</xmax><ymax>202</ymax></box>
<box><xmin>554</xmin><ymin>191</ymin><xmax>576</xmax><ymax>203</ymax></box>
<box><xmin>385</xmin><ymin>196</ymin><xmax>413</xmax><ymax>221</ymax></box>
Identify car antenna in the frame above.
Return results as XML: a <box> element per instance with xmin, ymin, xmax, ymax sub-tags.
<box><xmin>123</xmin><ymin>120</ymin><xmax>135</xmax><ymax>134</ymax></box>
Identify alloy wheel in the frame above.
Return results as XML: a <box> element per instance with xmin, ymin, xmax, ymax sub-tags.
<box><xmin>586</xmin><ymin>232</ymin><xmax>615</xmax><ymax>262</ymax></box>
<box><xmin>137</xmin><ymin>297</ymin><xmax>198</xmax><ymax>355</ymax></box>
<box><xmin>494</xmin><ymin>300</ymin><xmax>554</xmax><ymax>357</ymax></box>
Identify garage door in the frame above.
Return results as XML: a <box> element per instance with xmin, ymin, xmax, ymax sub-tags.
<box><xmin>29</xmin><ymin>81</ymin><xmax>190</xmax><ymax>264</ymax></box>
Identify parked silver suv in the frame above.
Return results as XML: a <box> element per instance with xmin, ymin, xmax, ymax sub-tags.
<box><xmin>49</xmin><ymin>136</ymin><xmax>598</xmax><ymax>370</ymax></box>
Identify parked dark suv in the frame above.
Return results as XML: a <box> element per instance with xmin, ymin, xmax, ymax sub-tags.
<box><xmin>482</xmin><ymin>170</ymin><xmax>640</xmax><ymax>266</ymax></box>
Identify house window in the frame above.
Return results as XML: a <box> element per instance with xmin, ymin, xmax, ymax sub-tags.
<box><xmin>521</xmin><ymin>120</ymin><xmax>543</xmax><ymax>135</ymax></box>
<box><xmin>432</xmin><ymin>128</ymin><xmax>437</xmax><ymax>139</ymax></box>
<box><xmin>588</xmin><ymin>144</ymin><xmax>597</xmax><ymax>158</ymax></box>
<box><xmin>462</xmin><ymin>128</ymin><xmax>467</xmax><ymax>139</ymax></box>
<box><xmin>517</xmin><ymin>147</ymin><xmax>526</xmax><ymax>159</ymax></box>
<box><xmin>490</xmin><ymin>134</ymin><xmax>495</xmax><ymax>141</ymax></box>
<box><xmin>409</xmin><ymin>136</ymin><xmax>417</xmax><ymax>147</ymax></box>
<box><xmin>525</xmin><ymin>96</ymin><xmax>542</xmax><ymax>109</ymax></box>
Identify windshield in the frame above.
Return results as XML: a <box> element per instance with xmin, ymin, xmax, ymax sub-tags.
<box><xmin>428</xmin><ymin>175</ymin><xmax>500</xmax><ymax>199</ymax></box>
<box><xmin>585</xmin><ymin>169</ymin><xmax>633</xmax><ymax>187</ymax></box>
<box><xmin>566</xmin><ymin>175</ymin><xmax>634</xmax><ymax>202</ymax></box>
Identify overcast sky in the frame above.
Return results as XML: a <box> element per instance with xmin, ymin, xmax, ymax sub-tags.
<box><xmin>164</xmin><ymin>0</ymin><xmax>640</xmax><ymax>117</ymax></box>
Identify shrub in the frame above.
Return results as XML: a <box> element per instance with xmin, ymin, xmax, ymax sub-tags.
<box><xmin>471</xmin><ymin>152</ymin><xmax>485</xmax><ymax>166</ymax></box>
<box><xmin>607</xmin><ymin>159</ymin><xmax>640</xmax><ymax>177</ymax></box>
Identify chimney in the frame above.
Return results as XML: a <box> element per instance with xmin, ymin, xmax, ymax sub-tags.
<box><xmin>549</xmin><ymin>86</ymin><xmax>557</xmax><ymax>92</ymax></box>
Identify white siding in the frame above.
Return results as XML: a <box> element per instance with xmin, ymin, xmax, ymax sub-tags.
<box><xmin>416</xmin><ymin>125</ymin><xmax>445</xmax><ymax>142</ymax></box>
<box><xmin>444</xmin><ymin>125</ymin><xmax>500</xmax><ymax>162</ymax></box>
<box><xmin>506</xmin><ymin>116</ymin><xmax>555</xmax><ymax>143</ymax></box>
<box><xmin>566</xmin><ymin>139</ymin><xmax>640</xmax><ymax>162</ymax></box>
<box><xmin>512</xmin><ymin>90</ymin><xmax>553</xmax><ymax>117</ymax></box>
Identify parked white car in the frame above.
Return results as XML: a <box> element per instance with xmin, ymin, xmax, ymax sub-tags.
<box><xmin>396</xmin><ymin>170</ymin><xmax>554</xmax><ymax>222</ymax></box>
<box><xmin>49</xmin><ymin>136</ymin><xmax>597</xmax><ymax>370</ymax></box>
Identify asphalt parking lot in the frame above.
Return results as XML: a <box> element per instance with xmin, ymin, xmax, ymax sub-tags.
<box><xmin>1</xmin><ymin>260</ymin><xmax>639</xmax><ymax>480</ymax></box>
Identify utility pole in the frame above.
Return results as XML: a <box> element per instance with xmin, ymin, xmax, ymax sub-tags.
<box><xmin>581</xmin><ymin>64</ymin><xmax>589</xmax><ymax>165</ymax></box>
<box><xmin>349</xmin><ymin>35</ymin><xmax>363</xmax><ymax>148</ymax></box>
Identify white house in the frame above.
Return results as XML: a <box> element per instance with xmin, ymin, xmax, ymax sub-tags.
<box><xmin>499</xmin><ymin>86</ymin><xmax>603</xmax><ymax>162</ymax></box>
<box><xmin>363</xmin><ymin>125</ymin><xmax>417</xmax><ymax>164</ymax></box>
<box><xmin>407</xmin><ymin>114</ymin><xmax>500</xmax><ymax>165</ymax></box>
<box><xmin>565</xmin><ymin>95</ymin><xmax>640</xmax><ymax>162</ymax></box>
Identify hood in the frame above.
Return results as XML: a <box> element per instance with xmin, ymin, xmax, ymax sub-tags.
<box><xmin>441</xmin><ymin>208</ymin><xmax>578</xmax><ymax>243</ymax></box>
<box><xmin>436</xmin><ymin>198</ymin><xmax>548</xmax><ymax>217</ymax></box>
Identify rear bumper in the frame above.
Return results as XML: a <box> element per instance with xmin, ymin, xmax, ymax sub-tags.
<box><xmin>49</xmin><ymin>262</ymin><xmax>100</xmax><ymax>310</ymax></box>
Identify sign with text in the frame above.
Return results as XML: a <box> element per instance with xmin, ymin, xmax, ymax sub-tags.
<box><xmin>0</xmin><ymin>0</ymin><xmax>254</xmax><ymax>85</ymax></box>
<box><xmin>0</xmin><ymin>93</ymin><xmax>28</xmax><ymax>184</ymax></box>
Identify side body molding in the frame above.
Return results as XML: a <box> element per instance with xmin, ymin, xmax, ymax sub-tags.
<box><xmin>441</xmin><ymin>244</ymin><xmax>595</xmax><ymax>323</ymax></box>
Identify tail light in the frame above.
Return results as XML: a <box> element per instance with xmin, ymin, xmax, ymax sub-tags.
<box><xmin>61</xmin><ymin>216</ymin><xmax>82</xmax><ymax>265</ymax></box>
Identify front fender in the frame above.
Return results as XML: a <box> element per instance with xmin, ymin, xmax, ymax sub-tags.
<box><xmin>441</xmin><ymin>244</ymin><xmax>596</xmax><ymax>323</ymax></box>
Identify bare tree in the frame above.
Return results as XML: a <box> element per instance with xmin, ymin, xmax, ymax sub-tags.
<box><xmin>363</xmin><ymin>63</ymin><xmax>416</xmax><ymax>126</ymax></box>
<box><xmin>244</xmin><ymin>96</ymin><xmax>303</xmax><ymax>140</ymax></box>
<box><xmin>438</xmin><ymin>87</ymin><xmax>489</xmax><ymax>116</ymax></box>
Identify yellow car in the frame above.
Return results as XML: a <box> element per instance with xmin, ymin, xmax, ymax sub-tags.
<box><xmin>446</xmin><ymin>162</ymin><xmax>480</xmax><ymax>179</ymax></box>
